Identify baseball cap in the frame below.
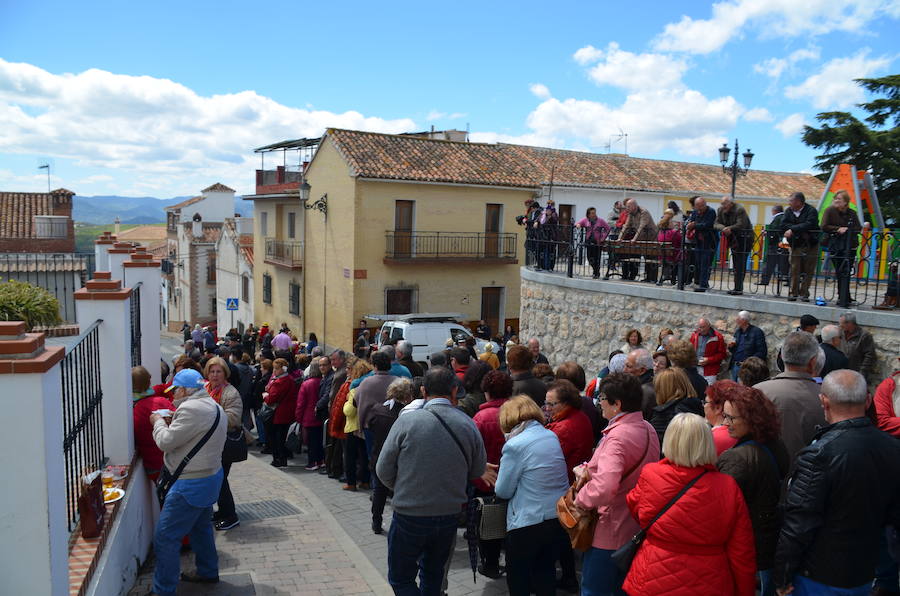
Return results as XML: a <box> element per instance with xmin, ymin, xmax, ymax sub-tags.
<box><xmin>166</xmin><ymin>369</ymin><xmax>205</xmax><ymax>392</ymax></box>
<box><xmin>800</xmin><ymin>314</ymin><xmax>820</xmax><ymax>327</ymax></box>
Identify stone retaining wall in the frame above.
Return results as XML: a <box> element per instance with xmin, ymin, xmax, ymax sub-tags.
<box><xmin>520</xmin><ymin>269</ymin><xmax>899</xmax><ymax>384</ymax></box>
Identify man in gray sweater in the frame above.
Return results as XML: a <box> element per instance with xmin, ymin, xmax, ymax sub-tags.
<box><xmin>376</xmin><ymin>366</ymin><xmax>487</xmax><ymax>595</ymax></box>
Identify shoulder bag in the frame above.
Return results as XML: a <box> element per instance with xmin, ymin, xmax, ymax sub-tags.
<box><xmin>610</xmin><ymin>469</ymin><xmax>707</xmax><ymax>573</ymax></box>
<box><xmin>156</xmin><ymin>407</ymin><xmax>221</xmax><ymax>507</ymax></box>
<box><xmin>223</xmin><ymin>427</ymin><xmax>248</xmax><ymax>463</ymax></box>
<box><xmin>557</xmin><ymin>427</ymin><xmax>652</xmax><ymax>551</ymax></box>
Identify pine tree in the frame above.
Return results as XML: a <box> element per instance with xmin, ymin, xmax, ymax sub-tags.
<box><xmin>802</xmin><ymin>75</ymin><xmax>899</xmax><ymax>226</ymax></box>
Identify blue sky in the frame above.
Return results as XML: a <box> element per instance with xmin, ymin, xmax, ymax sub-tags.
<box><xmin>1</xmin><ymin>0</ymin><xmax>898</xmax><ymax>199</ymax></box>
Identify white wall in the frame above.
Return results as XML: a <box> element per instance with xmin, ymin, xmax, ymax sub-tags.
<box><xmin>550</xmin><ymin>187</ymin><xmax>666</xmax><ymax>225</ymax></box>
<box><xmin>176</xmin><ymin>189</ymin><xmax>234</xmax><ymax>225</ymax></box>
<box><xmin>215</xmin><ymin>229</ymin><xmax>254</xmax><ymax>333</ymax></box>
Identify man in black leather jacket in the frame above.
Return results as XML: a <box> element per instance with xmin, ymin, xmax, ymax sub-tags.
<box><xmin>773</xmin><ymin>369</ymin><xmax>900</xmax><ymax>594</ymax></box>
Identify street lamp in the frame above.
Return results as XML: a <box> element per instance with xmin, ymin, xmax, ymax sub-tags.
<box><xmin>718</xmin><ymin>139</ymin><xmax>754</xmax><ymax>198</ymax></box>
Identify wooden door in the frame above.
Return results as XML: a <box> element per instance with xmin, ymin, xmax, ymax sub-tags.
<box><xmin>394</xmin><ymin>200</ymin><xmax>414</xmax><ymax>257</ymax></box>
<box><xmin>386</xmin><ymin>289</ymin><xmax>414</xmax><ymax>314</ymax></box>
<box><xmin>559</xmin><ymin>204</ymin><xmax>574</xmax><ymax>226</ymax></box>
<box><xmin>484</xmin><ymin>204</ymin><xmax>502</xmax><ymax>258</ymax></box>
<box><xmin>481</xmin><ymin>287</ymin><xmax>502</xmax><ymax>337</ymax></box>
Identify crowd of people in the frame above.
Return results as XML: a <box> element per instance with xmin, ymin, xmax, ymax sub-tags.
<box><xmin>523</xmin><ymin>191</ymin><xmax>898</xmax><ymax>310</ymax></box>
<box><xmin>139</xmin><ymin>310</ymin><xmax>898</xmax><ymax>596</ymax></box>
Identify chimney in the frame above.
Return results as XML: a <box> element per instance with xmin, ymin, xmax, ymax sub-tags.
<box><xmin>192</xmin><ymin>213</ymin><xmax>203</xmax><ymax>238</ymax></box>
<box><xmin>114</xmin><ymin>216</ymin><xmax>121</xmax><ymax>236</ymax></box>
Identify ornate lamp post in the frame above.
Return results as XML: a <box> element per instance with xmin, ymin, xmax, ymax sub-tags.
<box><xmin>718</xmin><ymin>140</ymin><xmax>754</xmax><ymax>198</ymax></box>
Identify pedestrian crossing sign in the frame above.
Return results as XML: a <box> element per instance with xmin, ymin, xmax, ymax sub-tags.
<box><xmin>226</xmin><ymin>298</ymin><xmax>239</xmax><ymax>311</ymax></box>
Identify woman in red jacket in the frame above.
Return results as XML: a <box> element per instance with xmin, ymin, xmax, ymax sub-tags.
<box><xmin>545</xmin><ymin>379</ymin><xmax>595</xmax><ymax>593</ymax></box>
<box><xmin>624</xmin><ymin>413</ymin><xmax>756</xmax><ymax>596</ymax></box>
<box><xmin>295</xmin><ymin>357</ymin><xmax>325</xmax><ymax>471</ymax></box>
<box><xmin>471</xmin><ymin>370</ymin><xmax>514</xmax><ymax>579</ymax></box>
<box><xmin>264</xmin><ymin>358</ymin><xmax>296</xmax><ymax>467</ymax></box>
<box><xmin>874</xmin><ymin>362</ymin><xmax>900</xmax><ymax>438</ymax></box>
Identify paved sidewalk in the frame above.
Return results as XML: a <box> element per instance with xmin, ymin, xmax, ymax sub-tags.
<box><xmin>128</xmin><ymin>452</ymin><xmax>392</xmax><ymax>595</ymax></box>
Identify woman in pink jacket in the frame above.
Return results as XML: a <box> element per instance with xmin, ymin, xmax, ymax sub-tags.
<box><xmin>575</xmin><ymin>372</ymin><xmax>660</xmax><ymax>595</ymax></box>
<box><xmin>295</xmin><ymin>357</ymin><xmax>326</xmax><ymax>470</ymax></box>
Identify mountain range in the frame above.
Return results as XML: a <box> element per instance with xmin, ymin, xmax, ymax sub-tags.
<box><xmin>72</xmin><ymin>195</ymin><xmax>251</xmax><ymax>224</ymax></box>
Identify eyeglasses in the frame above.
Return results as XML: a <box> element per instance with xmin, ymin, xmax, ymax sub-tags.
<box><xmin>722</xmin><ymin>413</ymin><xmax>742</xmax><ymax>424</ymax></box>
<box><xmin>702</xmin><ymin>400</ymin><xmax>712</xmax><ymax>407</ymax></box>
<box><xmin>543</xmin><ymin>401</ymin><xmax>561</xmax><ymax>408</ymax></box>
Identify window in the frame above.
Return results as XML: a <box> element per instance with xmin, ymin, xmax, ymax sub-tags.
<box><xmin>288</xmin><ymin>281</ymin><xmax>300</xmax><ymax>315</ymax></box>
<box><xmin>288</xmin><ymin>212</ymin><xmax>296</xmax><ymax>239</ymax></box>
<box><xmin>211</xmin><ymin>296</ymin><xmax>217</xmax><ymax>315</ymax></box>
<box><xmin>241</xmin><ymin>275</ymin><xmax>250</xmax><ymax>302</ymax></box>
<box><xmin>207</xmin><ymin>251</ymin><xmax>216</xmax><ymax>283</ymax></box>
<box><xmin>260</xmin><ymin>211</ymin><xmax>268</xmax><ymax>236</ymax></box>
<box><xmin>263</xmin><ymin>273</ymin><xmax>272</xmax><ymax>304</ymax></box>
<box><xmin>385</xmin><ymin>287</ymin><xmax>416</xmax><ymax>314</ymax></box>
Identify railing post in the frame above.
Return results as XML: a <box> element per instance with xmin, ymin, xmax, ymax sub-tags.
<box><xmin>123</xmin><ymin>247</ymin><xmax>163</xmax><ymax>385</ymax></box>
<box><xmin>0</xmin><ymin>322</ymin><xmax>68</xmax><ymax>596</ymax></box>
<box><xmin>74</xmin><ymin>274</ymin><xmax>135</xmax><ymax>465</ymax></box>
<box><xmin>94</xmin><ymin>231</ymin><xmax>116</xmax><ymax>271</ymax></box>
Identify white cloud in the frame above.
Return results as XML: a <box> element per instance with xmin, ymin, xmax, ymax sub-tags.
<box><xmin>784</xmin><ymin>50</ymin><xmax>892</xmax><ymax>108</ymax></box>
<box><xmin>654</xmin><ymin>0</ymin><xmax>899</xmax><ymax>54</ymax></box>
<box><xmin>75</xmin><ymin>174</ymin><xmax>114</xmax><ymax>184</ymax></box>
<box><xmin>753</xmin><ymin>47</ymin><xmax>820</xmax><ymax>80</ymax></box>
<box><xmin>578</xmin><ymin>42</ymin><xmax>688</xmax><ymax>91</ymax></box>
<box><xmin>776</xmin><ymin>113</ymin><xmax>807</xmax><ymax>137</ymax></box>
<box><xmin>529</xmin><ymin>83</ymin><xmax>551</xmax><ymax>99</ymax></box>
<box><xmin>743</xmin><ymin>107</ymin><xmax>774</xmax><ymax>122</ymax></box>
<box><xmin>572</xmin><ymin>45</ymin><xmax>605</xmax><ymax>65</ymax></box>
<box><xmin>473</xmin><ymin>88</ymin><xmax>741</xmax><ymax>157</ymax></box>
<box><xmin>0</xmin><ymin>59</ymin><xmax>418</xmax><ymax>195</ymax></box>
<box><xmin>426</xmin><ymin>110</ymin><xmax>466</xmax><ymax>121</ymax></box>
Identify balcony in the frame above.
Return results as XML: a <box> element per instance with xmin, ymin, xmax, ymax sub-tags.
<box><xmin>264</xmin><ymin>238</ymin><xmax>304</xmax><ymax>269</ymax></box>
<box><xmin>255</xmin><ymin>166</ymin><xmax>302</xmax><ymax>195</ymax></box>
<box><xmin>384</xmin><ymin>231</ymin><xmax>518</xmax><ymax>264</ymax></box>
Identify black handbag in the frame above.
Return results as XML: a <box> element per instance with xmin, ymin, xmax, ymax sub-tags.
<box><xmin>610</xmin><ymin>470</ymin><xmax>707</xmax><ymax>573</ymax></box>
<box><xmin>156</xmin><ymin>407</ymin><xmax>221</xmax><ymax>507</ymax></box>
<box><xmin>223</xmin><ymin>427</ymin><xmax>248</xmax><ymax>463</ymax></box>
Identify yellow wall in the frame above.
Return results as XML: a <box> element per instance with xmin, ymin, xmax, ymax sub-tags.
<box><xmin>251</xmin><ymin>200</ymin><xmax>304</xmax><ymax>333</ymax></box>
<box><xmin>303</xmin><ymin>139</ymin><xmax>359</xmax><ymax>349</ymax></box>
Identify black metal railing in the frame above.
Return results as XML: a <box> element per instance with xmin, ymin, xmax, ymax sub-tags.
<box><xmin>525</xmin><ymin>223</ymin><xmax>899</xmax><ymax>310</ymax></box>
<box><xmin>130</xmin><ymin>282</ymin><xmax>142</xmax><ymax>367</ymax></box>
<box><xmin>0</xmin><ymin>253</ymin><xmax>96</xmax><ymax>322</ymax></box>
<box><xmin>264</xmin><ymin>238</ymin><xmax>304</xmax><ymax>267</ymax></box>
<box><xmin>61</xmin><ymin>319</ymin><xmax>105</xmax><ymax>533</ymax></box>
<box><xmin>385</xmin><ymin>231</ymin><xmax>518</xmax><ymax>260</ymax></box>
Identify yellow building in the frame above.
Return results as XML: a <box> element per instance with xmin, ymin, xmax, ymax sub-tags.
<box><xmin>244</xmin><ymin>129</ymin><xmax>824</xmax><ymax>351</ymax></box>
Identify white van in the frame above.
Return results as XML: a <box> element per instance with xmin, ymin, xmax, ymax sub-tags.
<box><xmin>364</xmin><ymin>313</ymin><xmax>498</xmax><ymax>366</ymax></box>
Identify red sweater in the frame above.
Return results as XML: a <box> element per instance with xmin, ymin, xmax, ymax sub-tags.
<box><xmin>133</xmin><ymin>394</ymin><xmax>174</xmax><ymax>473</ymax></box>
<box><xmin>547</xmin><ymin>407</ymin><xmax>595</xmax><ymax>483</ymax></box>
<box><xmin>472</xmin><ymin>398</ymin><xmax>507</xmax><ymax>493</ymax></box>
<box><xmin>264</xmin><ymin>373</ymin><xmax>297</xmax><ymax>425</ymax></box>
<box><xmin>295</xmin><ymin>377</ymin><xmax>323</xmax><ymax>428</ymax></box>
<box><xmin>874</xmin><ymin>373</ymin><xmax>900</xmax><ymax>438</ymax></box>
<box><xmin>690</xmin><ymin>329</ymin><xmax>728</xmax><ymax>377</ymax></box>
<box><xmin>624</xmin><ymin>460</ymin><xmax>756</xmax><ymax>596</ymax></box>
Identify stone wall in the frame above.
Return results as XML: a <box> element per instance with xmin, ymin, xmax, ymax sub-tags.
<box><xmin>520</xmin><ymin>269</ymin><xmax>900</xmax><ymax>383</ymax></box>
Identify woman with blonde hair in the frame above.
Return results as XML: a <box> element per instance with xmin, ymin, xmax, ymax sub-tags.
<box><xmin>203</xmin><ymin>356</ymin><xmax>243</xmax><ymax>531</ymax></box>
<box><xmin>342</xmin><ymin>358</ymin><xmax>374</xmax><ymax>491</ymax></box>
<box><xmin>624</xmin><ymin>413</ymin><xmax>756</xmax><ymax>595</ymax></box>
<box><xmin>649</xmin><ymin>367</ymin><xmax>703</xmax><ymax>448</ymax></box>
<box><xmin>495</xmin><ymin>395</ymin><xmax>570</xmax><ymax>595</ymax></box>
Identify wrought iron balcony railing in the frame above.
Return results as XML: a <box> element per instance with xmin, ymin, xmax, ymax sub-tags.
<box><xmin>385</xmin><ymin>231</ymin><xmax>518</xmax><ymax>262</ymax></box>
<box><xmin>264</xmin><ymin>238</ymin><xmax>304</xmax><ymax>269</ymax></box>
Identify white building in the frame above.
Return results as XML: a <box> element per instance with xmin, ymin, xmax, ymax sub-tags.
<box><xmin>163</xmin><ymin>183</ymin><xmax>235</xmax><ymax>331</ymax></box>
<box><xmin>215</xmin><ymin>215</ymin><xmax>255</xmax><ymax>334</ymax></box>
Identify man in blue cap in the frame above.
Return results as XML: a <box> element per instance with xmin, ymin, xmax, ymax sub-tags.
<box><xmin>148</xmin><ymin>368</ymin><xmax>226</xmax><ymax>596</ymax></box>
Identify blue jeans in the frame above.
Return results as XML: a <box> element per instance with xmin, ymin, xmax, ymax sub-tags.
<box><xmin>153</xmin><ymin>492</ymin><xmax>219</xmax><ymax>596</ymax></box>
<box><xmin>581</xmin><ymin>547</ymin><xmax>625</xmax><ymax>596</ymax></box>
<box><xmin>790</xmin><ymin>575</ymin><xmax>869</xmax><ymax>596</ymax></box>
<box><xmin>387</xmin><ymin>511</ymin><xmax>458</xmax><ymax>596</ymax></box>
<box><xmin>759</xmin><ymin>569</ymin><xmax>775</xmax><ymax>596</ymax></box>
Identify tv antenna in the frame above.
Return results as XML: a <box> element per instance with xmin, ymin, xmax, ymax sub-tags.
<box><xmin>38</xmin><ymin>163</ymin><xmax>51</xmax><ymax>192</ymax></box>
<box><xmin>606</xmin><ymin>127</ymin><xmax>628</xmax><ymax>154</ymax></box>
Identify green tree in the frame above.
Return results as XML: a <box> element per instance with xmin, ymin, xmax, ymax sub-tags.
<box><xmin>0</xmin><ymin>279</ymin><xmax>62</xmax><ymax>330</ymax></box>
<box><xmin>802</xmin><ymin>74</ymin><xmax>899</xmax><ymax>227</ymax></box>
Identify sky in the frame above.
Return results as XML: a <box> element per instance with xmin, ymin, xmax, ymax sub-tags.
<box><xmin>1</xmin><ymin>0</ymin><xmax>898</xmax><ymax>199</ymax></box>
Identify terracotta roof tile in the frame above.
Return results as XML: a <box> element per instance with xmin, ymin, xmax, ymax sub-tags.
<box><xmin>202</xmin><ymin>182</ymin><xmax>235</xmax><ymax>193</ymax></box>
<box><xmin>115</xmin><ymin>225</ymin><xmax>167</xmax><ymax>242</ymax></box>
<box><xmin>165</xmin><ymin>195</ymin><xmax>203</xmax><ymax>211</ymax></box>
<box><xmin>0</xmin><ymin>189</ymin><xmax>73</xmax><ymax>237</ymax></box>
<box><xmin>324</xmin><ymin>129</ymin><xmax>825</xmax><ymax>200</ymax></box>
